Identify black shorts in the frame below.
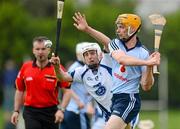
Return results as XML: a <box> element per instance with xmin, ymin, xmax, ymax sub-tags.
<box><xmin>23</xmin><ymin>106</ymin><xmax>59</xmax><ymax>129</ymax></box>
<box><xmin>111</xmin><ymin>93</ymin><xmax>141</xmax><ymax>124</ymax></box>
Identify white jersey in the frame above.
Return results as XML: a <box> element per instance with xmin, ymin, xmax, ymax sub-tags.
<box><xmin>66</xmin><ymin>61</ymin><xmax>92</xmax><ymax>114</ymax></box>
<box><xmin>69</xmin><ymin>54</ymin><xmax>113</xmax><ymax>118</ymax></box>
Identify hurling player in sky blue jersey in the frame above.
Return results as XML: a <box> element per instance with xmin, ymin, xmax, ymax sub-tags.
<box><xmin>72</xmin><ymin>12</ymin><xmax>160</xmax><ymax>129</ymax></box>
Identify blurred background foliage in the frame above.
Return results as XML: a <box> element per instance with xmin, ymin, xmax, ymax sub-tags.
<box><xmin>0</xmin><ymin>0</ymin><xmax>180</xmax><ymax>108</ymax></box>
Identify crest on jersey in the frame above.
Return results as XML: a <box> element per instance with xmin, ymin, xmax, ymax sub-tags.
<box><xmin>93</xmin><ymin>83</ymin><xmax>106</xmax><ymax>96</ymax></box>
<box><xmin>120</xmin><ymin>65</ymin><xmax>126</xmax><ymax>72</ymax></box>
<box><xmin>95</xmin><ymin>86</ymin><xmax>106</xmax><ymax>96</ymax></box>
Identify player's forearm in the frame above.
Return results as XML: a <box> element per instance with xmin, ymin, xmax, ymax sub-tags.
<box><xmin>112</xmin><ymin>53</ymin><xmax>147</xmax><ymax>66</ymax></box>
<box><xmin>54</xmin><ymin>65</ymin><xmax>72</xmax><ymax>82</ymax></box>
<box><xmin>84</xmin><ymin>26</ymin><xmax>110</xmax><ymax>50</ymax></box>
<box><xmin>14</xmin><ymin>90</ymin><xmax>24</xmax><ymax>112</ymax></box>
<box><xmin>140</xmin><ymin>66</ymin><xmax>154</xmax><ymax>91</ymax></box>
<box><xmin>120</xmin><ymin>57</ymin><xmax>147</xmax><ymax>66</ymax></box>
<box><xmin>71</xmin><ymin>90</ymin><xmax>81</xmax><ymax>105</ymax></box>
<box><xmin>60</xmin><ymin>89</ymin><xmax>72</xmax><ymax>109</ymax></box>
<box><xmin>112</xmin><ymin>50</ymin><xmax>148</xmax><ymax>66</ymax></box>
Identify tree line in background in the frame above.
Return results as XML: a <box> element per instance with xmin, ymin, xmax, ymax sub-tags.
<box><xmin>0</xmin><ymin>0</ymin><xmax>180</xmax><ymax>108</ymax></box>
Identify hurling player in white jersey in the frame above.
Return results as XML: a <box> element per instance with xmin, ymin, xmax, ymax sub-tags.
<box><xmin>60</xmin><ymin>42</ymin><xmax>93</xmax><ymax>129</ymax></box>
<box><xmin>72</xmin><ymin>12</ymin><xmax>160</xmax><ymax>129</ymax></box>
<box><xmin>51</xmin><ymin>42</ymin><xmax>139</xmax><ymax>129</ymax></box>
<box><xmin>51</xmin><ymin>42</ymin><xmax>112</xmax><ymax>121</ymax></box>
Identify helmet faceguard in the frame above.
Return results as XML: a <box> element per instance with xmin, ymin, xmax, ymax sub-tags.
<box><xmin>115</xmin><ymin>14</ymin><xmax>141</xmax><ymax>42</ymax></box>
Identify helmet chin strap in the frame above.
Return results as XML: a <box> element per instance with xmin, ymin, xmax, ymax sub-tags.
<box><xmin>121</xmin><ymin>31</ymin><xmax>137</xmax><ymax>42</ymax></box>
<box><xmin>88</xmin><ymin>63</ymin><xmax>99</xmax><ymax>70</ymax></box>
<box><xmin>117</xmin><ymin>25</ymin><xmax>141</xmax><ymax>43</ymax></box>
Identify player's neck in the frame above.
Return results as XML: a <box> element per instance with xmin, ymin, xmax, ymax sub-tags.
<box><xmin>125</xmin><ymin>36</ymin><xmax>137</xmax><ymax>49</ymax></box>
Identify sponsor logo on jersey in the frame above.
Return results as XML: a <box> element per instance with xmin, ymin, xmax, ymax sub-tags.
<box><xmin>87</xmin><ymin>77</ymin><xmax>93</xmax><ymax>81</ymax></box>
<box><xmin>46</xmin><ymin>78</ymin><xmax>55</xmax><ymax>82</ymax></box>
<box><xmin>26</xmin><ymin>77</ymin><xmax>33</xmax><ymax>81</ymax></box>
<box><xmin>114</xmin><ymin>73</ymin><xmax>128</xmax><ymax>82</ymax></box>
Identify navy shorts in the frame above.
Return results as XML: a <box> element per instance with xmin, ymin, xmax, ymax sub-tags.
<box><xmin>60</xmin><ymin>110</ymin><xmax>90</xmax><ymax>129</ymax></box>
<box><xmin>111</xmin><ymin>93</ymin><xmax>141</xmax><ymax>124</ymax></box>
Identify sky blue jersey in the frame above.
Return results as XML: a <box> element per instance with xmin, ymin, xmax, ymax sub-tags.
<box><xmin>108</xmin><ymin>38</ymin><xmax>149</xmax><ymax>94</ymax></box>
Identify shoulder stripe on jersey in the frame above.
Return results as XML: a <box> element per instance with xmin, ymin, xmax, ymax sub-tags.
<box><xmin>110</xmin><ymin>39</ymin><xmax>119</xmax><ymax>50</ymax></box>
<box><xmin>141</xmin><ymin>45</ymin><xmax>150</xmax><ymax>53</ymax></box>
<box><xmin>81</xmin><ymin>68</ymin><xmax>89</xmax><ymax>80</ymax></box>
<box><xmin>100</xmin><ymin>64</ymin><xmax>112</xmax><ymax>76</ymax></box>
<box><xmin>70</xmin><ymin>71</ymin><xmax>75</xmax><ymax>78</ymax></box>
